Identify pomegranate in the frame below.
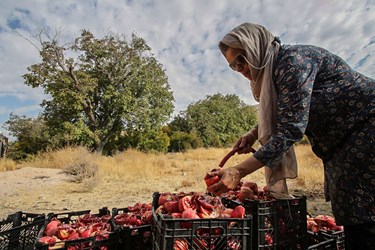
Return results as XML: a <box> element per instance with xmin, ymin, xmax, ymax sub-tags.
<box><xmin>80</xmin><ymin>227</ymin><xmax>92</xmax><ymax>238</ymax></box>
<box><xmin>236</xmin><ymin>186</ymin><xmax>254</xmax><ymax>201</ymax></box>
<box><xmin>265</xmin><ymin>233</ymin><xmax>273</xmax><ymax>245</ymax></box>
<box><xmin>143</xmin><ymin>210</ymin><xmax>153</xmax><ymax>224</ymax></box>
<box><xmin>171</xmin><ymin>213</ymin><xmax>182</xmax><ymax>218</ymax></box>
<box><xmin>44</xmin><ymin>218</ymin><xmax>61</xmax><ymax>237</ymax></box>
<box><xmin>231</xmin><ymin>205</ymin><xmax>245</xmax><ymax>218</ymax></box>
<box><xmin>158</xmin><ymin>192</ymin><xmax>176</xmax><ymax>206</ymax></box>
<box><xmin>204</xmin><ymin>174</ymin><xmax>220</xmax><ymax>187</ymax></box>
<box><xmin>178</xmin><ymin>196</ymin><xmax>194</xmax><ymax>212</ymax></box>
<box><xmin>174</xmin><ymin>239</ymin><xmax>188</xmax><ymax>250</ymax></box>
<box><xmin>181</xmin><ymin>208</ymin><xmax>199</xmax><ymax>219</ymax></box>
<box><xmin>220</xmin><ymin>208</ymin><xmax>234</xmax><ymax>218</ymax></box>
<box><xmin>67</xmin><ymin>231</ymin><xmax>79</xmax><ymax>240</ymax></box>
<box><xmin>181</xmin><ymin>208</ymin><xmax>199</xmax><ymax>228</ymax></box>
<box><xmin>38</xmin><ymin>236</ymin><xmax>56</xmax><ymax>245</ymax></box>
<box><xmin>164</xmin><ymin>201</ymin><xmax>180</xmax><ymax>213</ymax></box>
<box><xmin>57</xmin><ymin>228</ymin><xmax>70</xmax><ymax>240</ymax></box>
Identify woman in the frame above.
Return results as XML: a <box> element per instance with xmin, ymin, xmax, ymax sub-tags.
<box><xmin>206</xmin><ymin>23</ymin><xmax>375</xmax><ymax>249</ymax></box>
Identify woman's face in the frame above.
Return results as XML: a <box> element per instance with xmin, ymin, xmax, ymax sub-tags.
<box><xmin>225</xmin><ymin>47</ymin><xmax>253</xmax><ymax>81</ymax></box>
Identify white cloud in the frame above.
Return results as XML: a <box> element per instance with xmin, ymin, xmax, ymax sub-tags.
<box><xmin>0</xmin><ymin>0</ymin><xmax>374</xmax><ymax>138</ymax></box>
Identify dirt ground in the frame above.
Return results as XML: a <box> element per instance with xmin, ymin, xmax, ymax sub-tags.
<box><xmin>0</xmin><ymin>167</ymin><xmax>332</xmax><ymax>220</ymax></box>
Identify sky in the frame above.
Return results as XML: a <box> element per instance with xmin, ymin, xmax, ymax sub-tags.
<box><xmin>0</xmin><ymin>0</ymin><xmax>374</xmax><ymax>139</ymax></box>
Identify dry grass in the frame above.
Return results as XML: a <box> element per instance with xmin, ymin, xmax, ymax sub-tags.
<box><xmin>0</xmin><ymin>158</ymin><xmax>17</xmax><ymax>171</ymax></box>
<box><xmin>293</xmin><ymin>144</ymin><xmax>324</xmax><ymax>192</ymax></box>
<box><xmin>0</xmin><ymin>144</ymin><xmax>324</xmax><ymax>193</ymax></box>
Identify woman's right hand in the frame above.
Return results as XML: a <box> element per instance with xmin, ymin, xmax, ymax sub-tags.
<box><xmin>206</xmin><ymin>167</ymin><xmax>241</xmax><ymax>196</ymax></box>
<box><xmin>233</xmin><ymin>130</ymin><xmax>257</xmax><ymax>154</ymax></box>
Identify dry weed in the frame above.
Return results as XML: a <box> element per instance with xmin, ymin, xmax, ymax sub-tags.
<box><xmin>80</xmin><ymin>174</ymin><xmax>102</xmax><ymax>192</ymax></box>
<box><xmin>62</xmin><ymin>149</ymin><xmax>100</xmax><ymax>184</ymax></box>
<box><xmin>0</xmin><ymin>158</ymin><xmax>17</xmax><ymax>172</ymax></box>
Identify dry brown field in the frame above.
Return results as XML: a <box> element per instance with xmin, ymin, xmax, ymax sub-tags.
<box><xmin>0</xmin><ymin>145</ymin><xmax>331</xmax><ymax>220</ymax></box>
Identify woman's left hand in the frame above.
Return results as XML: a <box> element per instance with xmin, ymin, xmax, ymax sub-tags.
<box><xmin>206</xmin><ymin>167</ymin><xmax>241</xmax><ymax>196</ymax></box>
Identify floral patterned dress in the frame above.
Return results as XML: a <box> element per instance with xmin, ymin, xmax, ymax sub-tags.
<box><xmin>253</xmin><ymin>44</ymin><xmax>375</xmax><ymax>225</ymax></box>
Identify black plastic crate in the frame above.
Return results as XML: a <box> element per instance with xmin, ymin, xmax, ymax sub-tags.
<box><xmin>222</xmin><ymin>196</ymin><xmax>308</xmax><ymax>250</ymax></box>
<box><xmin>307</xmin><ymin>231</ymin><xmax>336</xmax><ymax>250</ymax></box>
<box><xmin>318</xmin><ymin>230</ymin><xmax>345</xmax><ymax>250</ymax></box>
<box><xmin>93</xmin><ymin>230</ymin><xmax>120</xmax><ymax>250</ymax></box>
<box><xmin>152</xmin><ymin>192</ymin><xmax>253</xmax><ymax>250</ymax></box>
<box><xmin>0</xmin><ymin>211</ymin><xmax>45</xmax><ymax>250</ymax></box>
<box><xmin>34</xmin><ymin>208</ymin><xmax>119</xmax><ymax>250</ymax></box>
<box><xmin>112</xmin><ymin>207</ymin><xmax>152</xmax><ymax>250</ymax></box>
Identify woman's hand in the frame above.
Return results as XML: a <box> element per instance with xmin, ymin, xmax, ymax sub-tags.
<box><xmin>206</xmin><ymin>167</ymin><xmax>241</xmax><ymax>196</ymax></box>
<box><xmin>205</xmin><ymin>155</ymin><xmax>264</xmax><ymax>196</ymax></box>
<box><xmin>233</xmin><ymin>129</ymin><xmax>257</xmax><ymax>154</ymax></box>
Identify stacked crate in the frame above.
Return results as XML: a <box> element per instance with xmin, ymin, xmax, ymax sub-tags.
<box><xmin>0</xmin><ymin>211</ymin><xmax>45</xmax><ymax>250</ymax></box>
<box><xmin>307</xmin><ymin>230</ymin><xmax>337</xmax><ymax>250</ymax></box>
<box><xmin>222</xmin><ymin>196</ymin><xmax>308</xmax><ymax>249</ymax></box>
<box><xmin>316</xmin><ymin>230</ymin><xmax>345</xmax><ymax>250</ymax></box>
<box><xmin>152</xmin><ymin>192</ymin><xmax>253</xmax><ymax>250</ymax></box>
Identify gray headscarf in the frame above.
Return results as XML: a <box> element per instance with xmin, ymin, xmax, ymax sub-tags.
<box><xmin>219</xmin><ymin>23</ymin><xmax>297</xmax><ymax>190</ymax></box>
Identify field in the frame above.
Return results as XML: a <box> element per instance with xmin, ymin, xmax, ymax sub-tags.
<box><xmin>0</xmin><ymin>145</ymin><xmax>332</xmax><ymax>220</ymax></box>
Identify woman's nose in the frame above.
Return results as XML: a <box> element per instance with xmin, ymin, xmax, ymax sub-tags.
<box><xmin>235</xmin><ymin>64</ymin><xmax>244</xmax><ymax>72</ymax></box>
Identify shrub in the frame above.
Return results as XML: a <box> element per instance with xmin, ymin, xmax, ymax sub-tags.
<box><xmin>136</xmin><ymin>129</ymin><xmax>170</xmax><ymax>153</ymax></box>
<box><xmin>169</xmin><ymin>131</ymin><xmax>203</xmax><ymax>152</ymax></box>
<box><xmin>61</xmin><ymin>149</ymin><xmax>99</xmax><ymax>183</ymax></box>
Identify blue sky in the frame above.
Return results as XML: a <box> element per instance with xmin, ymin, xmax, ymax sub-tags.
<box><xmin>0</xmin><ymin>0</ymin><xmax>374</xmax><ymax>139</ymax></box>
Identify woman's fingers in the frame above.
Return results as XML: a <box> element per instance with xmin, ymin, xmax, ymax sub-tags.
<box><xmin>233</xmin><ymin>138</ymin><xmax>242</xmax><ymax>149</ymax></box>
<box><xmin>206</xmin><ymin>167</ymin><xmax>240</xmax><ymax>195</ymax></box>
<box><xmin>205</xmin><ymin>168</ymin><xmax>220</xmax><ymax>177</ymax></box>
<box><xmin>238</xmin><ymin>137</ymin><xmax>248</xmax><ymax>148</ymax></box>
<box><xmin>206</xmin><ymin>180</ymin><xmax>228</xmax><ymax>195</ymax></box>
<box><xmin>237</xmin><ymin>143</ymin><xmax>252</xmax><ymax>154</ymax></box>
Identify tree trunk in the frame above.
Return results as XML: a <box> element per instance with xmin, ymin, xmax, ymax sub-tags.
<box><xmin>96</xmin><ymin>141</ymin><xmax>105</xmax><ymax>155</ymax></box>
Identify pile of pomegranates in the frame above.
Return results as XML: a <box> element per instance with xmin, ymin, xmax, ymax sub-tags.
<box><xmin>307</xmin><ymin>214</ymin><xmax>344</xmax><ymax>232</ymax></box>
<box><xmin>113</xmin><ymin>202</ymin><xmax>152</xmax><ymax>228</ymax></box>
<box><xmin>155</xmin><ymin>191</ymin><xmax>245</xmax><ymax>221</ymax></box>
<box><xmin>37</xmin><ymin>213</ymin><xmax>113</xmax><ymax>250</ymax></box>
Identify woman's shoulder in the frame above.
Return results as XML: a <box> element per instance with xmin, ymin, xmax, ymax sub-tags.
<box><xmin>280</xmin><ymin>44</ymin><xmax>331</xmax><ymax>56</ymax></box>
<box><xmin>275</xmin><ymin>44</ymin><xmax>337</xmax><ymax>68</ymax></box>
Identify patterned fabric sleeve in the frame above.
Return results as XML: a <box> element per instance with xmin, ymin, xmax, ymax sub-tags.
<box><xmin>253</xmin><ymin>47</ymin><xmax>320</xmax><ymax>168</ymax></box>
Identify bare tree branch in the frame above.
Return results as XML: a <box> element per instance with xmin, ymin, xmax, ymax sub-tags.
<box><xmin>14</xmin><ymin>30</ymin><xmax>40</xmax><ymax>51</ymax></box>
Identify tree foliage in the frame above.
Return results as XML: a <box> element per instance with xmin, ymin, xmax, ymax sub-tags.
<box><xmin>175</xmin><ymin>93</ymin><xmax>257</xmax><ymax>147</ymax></box>
<box><xmin>22</xmin><ymin>30</ymin><xmax>174</xmax><ymax>154</ymax></box>
<box><xmin>169</xmin><ymin>131</ymin><xmax>202</xmax><ymax>152</ymax></box>
<box><xmin>4</xmin><ymin>114</ymin><xmax>50</xmax><ymax>160</ymax></box>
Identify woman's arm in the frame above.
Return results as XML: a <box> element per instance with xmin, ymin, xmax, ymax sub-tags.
<box><xmin>253</xmin><ymin>46</ymin><xmax>321</xmax><ymax>168</ymax></box>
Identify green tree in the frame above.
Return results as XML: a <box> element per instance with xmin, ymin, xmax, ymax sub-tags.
<box><xmin>4</xmin><ymin>114</ymin><xmax>50</xmax><ymax>160</ymax></box>
<box><xmin>184</xmin><ymin>93</ymin><xmax>257</xmax><ymax>147</ymax></box>
<box><xmin>168</xmin><ymin>112</ymin><xmax>190</xmax><ymax>133</ymax></box>
<box><xmin>23</xmin><ymin>29</ymin><xmax>174</xmax><ymax>154</ymax></box>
